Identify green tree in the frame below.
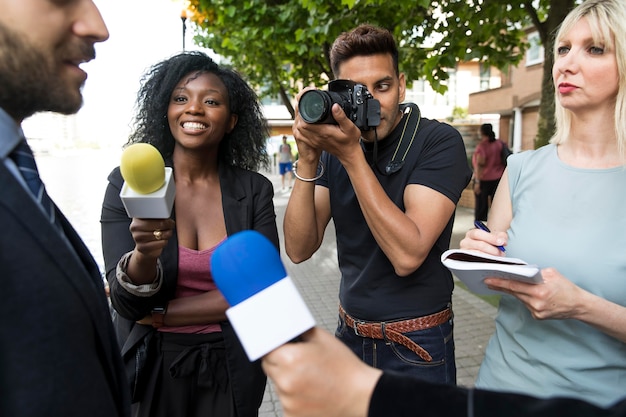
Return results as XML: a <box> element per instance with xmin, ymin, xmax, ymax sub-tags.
<box><xmin>449</xmin><ymin>106</ymin><xmax>468</xmax><ymax>122</ymax></box>
<box><xmin>187</xmin><ymin>0</ymin><xmax>577</xmax><ymax>148</ymax></box>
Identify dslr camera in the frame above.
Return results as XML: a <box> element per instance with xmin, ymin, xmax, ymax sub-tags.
<box><xmin>298</xmin><ymin>79</ymin><xmax>381</xmax><ymax>131</ymax></box>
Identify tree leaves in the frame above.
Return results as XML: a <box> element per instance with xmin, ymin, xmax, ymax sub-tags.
<box><xmin>187</xmin><ymin>0</ymin><xmax>576</xmax><ymax>146</ymax></box>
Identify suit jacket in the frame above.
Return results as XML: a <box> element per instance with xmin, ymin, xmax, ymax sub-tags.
<box><xmin>369</xmin><ymin>372</ymin><xmax>626</xmax><ymax>417</ymax></box>
<box><xmin>0</xmin><ymin>154</ymin><xmax>130</xmax><ymax>416</ymax></box>
<box><xmin>101</xmin><ymin>162</ymin><xmax>279</xmax><ymax>417</ymax></box>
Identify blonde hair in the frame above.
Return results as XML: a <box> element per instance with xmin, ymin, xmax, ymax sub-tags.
<box><xmin>551</xmin><ymin>0</ymin><xmax>626</xmax><ymax>159</ymax></box>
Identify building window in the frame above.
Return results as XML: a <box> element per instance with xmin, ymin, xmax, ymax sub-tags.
<box><xmin>405</xmin><ymin>79</ymin><xmax>426</xmax><ymax>106</ymax></box>
<box><xmin>479</xmin><ymin>63</ymin><xmax>490</xmax><ymax>91</ymax></box>
<box><xmin>260</xmin><ymin>94</ymin><xmax>281</xmax><ymax>106</ymax></box>
<box><xmin>446</xmin><ymin>68</ymin><xmax>457</xmax><ymax>106</ymax></box>
<box><xmin>525</xmin><ymin>31</ymin><xmax>544</xmax><ymax>66</ymax></box>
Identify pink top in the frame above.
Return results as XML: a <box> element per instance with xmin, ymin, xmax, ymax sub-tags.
<box><xmin>473</xmin><ymin>140</ymin><xmax>505</xmax><ymax>181</ymax></box>
<box><xmin>159</xmin><ymin>241</ymin><xmax>225</xmax><ymax>334</ymax></box>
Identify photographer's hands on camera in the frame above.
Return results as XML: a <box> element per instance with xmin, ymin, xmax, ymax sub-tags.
<box><xmin>293</xmin><ymin>88</ymin><xmax>365</xmax><ymax>177</ymax></box>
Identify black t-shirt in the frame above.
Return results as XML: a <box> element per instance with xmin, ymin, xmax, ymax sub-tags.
<box><xmin>318</xmin><ymin>105</ymin><xmax>471</xmax><ymax>321</ymax></box>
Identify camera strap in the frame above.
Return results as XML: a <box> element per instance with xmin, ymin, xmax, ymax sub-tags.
<box><xmin>384</xmin><ymin>102</ymin><xmax>421</xmax><ymax>175</ymax></box>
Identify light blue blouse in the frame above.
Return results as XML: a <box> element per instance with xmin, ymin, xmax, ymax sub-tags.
<box><xmin>476</xmin><ymin>144</ymin><xmax>626</xmax><ymax>407</ymax></box>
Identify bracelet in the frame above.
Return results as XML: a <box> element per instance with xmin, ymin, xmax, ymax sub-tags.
<box><xmin>116</xmin><ymin>251</ymin><xmax>163</xmax><ymax>297</ymax></box>
<box><xmin>292</xmin><ymin>160</ymin><xmax>325</xmax><ymax>182</ymax></box>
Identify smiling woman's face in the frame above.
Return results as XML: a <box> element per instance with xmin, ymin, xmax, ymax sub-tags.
<box><xmin>167</xmin><ymin>71</ymin><xmax>238</xmax><ymax>151</ymax></box>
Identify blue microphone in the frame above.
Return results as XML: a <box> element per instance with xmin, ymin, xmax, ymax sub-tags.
<box><xmin>211</xmin><ymin>230</ymin><xmax>316</xmax><ymax>361</ymax></box>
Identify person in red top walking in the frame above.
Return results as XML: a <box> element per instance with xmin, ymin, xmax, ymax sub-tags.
<box><xmin>472</xmin><ymin>123</ymin><xmax>506</xmax><ymax>221</ymax></box>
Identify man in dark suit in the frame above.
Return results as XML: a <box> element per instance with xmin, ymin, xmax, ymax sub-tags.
<box><xmin>263</xmin><ymin>327</ymin><xmax>626</xmax><ymax>417</ymax></box>
<box><xmin>0</xmin><ymin>1</ymin><xmax>130</xmax><ymax>416</ymax></box>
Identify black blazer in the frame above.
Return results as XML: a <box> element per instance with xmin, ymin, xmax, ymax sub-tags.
<box><xmin>0</xmin><ymin>161</ymin><xmax>130</xmax><ymax>416</ymax></box>
<box><xmin>101</xmin><ymin>162</ymin><xmax>279</xmax><ymax>417</ymax></box>
<box><xmin>370</xmin><ymin>372</ymin><xmax>626</xmax><ymax>417</ymax></box>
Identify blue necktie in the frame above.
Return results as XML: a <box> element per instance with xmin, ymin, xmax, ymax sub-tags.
<box><xmin>10</xmin><ymin>140</ymin><xmax>60</xmax><ymax>227</ymax></box>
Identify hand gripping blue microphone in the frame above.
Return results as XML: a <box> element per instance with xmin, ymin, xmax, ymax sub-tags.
<box><xmin>211</xmin><ymin>230</ymin><xmax>315</xmax><ymax>361</ymax></box>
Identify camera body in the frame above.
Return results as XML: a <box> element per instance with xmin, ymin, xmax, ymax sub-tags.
<box><xmin>298</xmin><ymin>79</ymin><xmax>381</xmax><ymax>131</ymax></box>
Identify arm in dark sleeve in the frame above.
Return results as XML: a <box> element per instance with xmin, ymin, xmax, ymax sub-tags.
<box><xmin>411</xmin><ymin>121</ymin><xmax>472</xmax><ymax>204</ymax></box>
<box><xmin>100</xmin><ymin>167</ymin><xmax>133</xmax><ymax>283</ymax></box>
<box><xmin>368</xmin><ymin>372</ymin><xmax>467</xmax><ymax>417</ymax></box>
<box><xmin>251</xmin><ymin>174</ymin><xmax>279</xmax><ymax>249</ymax></box>
<box><xmin>369</xmin><ymin>371</ymin><xmax>626</xmax><ymax>417</ymax></box>
<box><xmin>100</xmin><ymin>166</ymin><xmax>163</xmax><ymax>320</ymax></box>
<box><xmin>222</xmin><ymin>168</ymin><xmax>279</xmax><ymax>249</ymax></box>
<box><xmin>473</xmin><ymin>389</ymin><xmax>626</xmax><ymax>417</ymax></box>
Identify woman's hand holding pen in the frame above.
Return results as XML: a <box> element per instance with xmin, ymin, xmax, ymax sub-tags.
<box><xmin>459</xmin><ymin>220</ymin><xmax>508</xmax><ymax>256</ymax></box>
<box><xmin>461</xmin><ymin>222</ymin><xmax>589</xmax><ymax>323</ymax></box>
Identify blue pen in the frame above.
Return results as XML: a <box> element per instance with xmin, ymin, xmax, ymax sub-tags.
<box><xmin>473</xmin><ymin>220</ymin><xmax>506</xmax><ymax>252</ymax></box>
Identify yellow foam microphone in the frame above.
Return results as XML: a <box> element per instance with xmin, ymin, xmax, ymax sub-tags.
<box><xmin>120</xmin><ymin>143</ymin><xmax>165</xmax><ymax>194</ymax></box>
<box><xmin>118</xmin><ymin>143</ymin><xmax>175</xmax><ymax>218</ymax></box>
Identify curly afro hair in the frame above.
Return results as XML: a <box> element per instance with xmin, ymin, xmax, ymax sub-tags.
<box><xmin>127</xmin><ymin>51</ymin><xmax>270</xmax><ymax>171</ymax></box>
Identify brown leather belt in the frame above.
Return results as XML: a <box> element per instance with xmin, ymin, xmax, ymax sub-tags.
<box><xmin>339</xmin><ymin>305</ymin><xmax>452</xmax><ymax>362</ymax></box>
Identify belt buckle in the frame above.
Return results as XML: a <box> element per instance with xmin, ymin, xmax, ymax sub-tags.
<box><xmin>353</xmin><ymin>320</ymin><xmax>366</xmax><ymax>337</ymax></box>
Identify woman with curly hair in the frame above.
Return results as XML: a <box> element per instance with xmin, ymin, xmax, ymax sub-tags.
<box><xmin>101</xmin><ymin>51</ymin><xmax>277</xmax><ymax>417</ymax></box>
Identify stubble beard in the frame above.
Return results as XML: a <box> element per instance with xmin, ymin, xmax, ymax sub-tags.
<box><xmin>361</xmin><ymin>101</ymin><xmax>402</xmax><ymax>143</ymax></box>
<box><xmin>0</xmin><ymin>22</ymin><xmax>84</xmax><ymax>121</ymax></box>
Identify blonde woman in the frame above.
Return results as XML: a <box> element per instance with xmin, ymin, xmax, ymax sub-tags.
<box><xmin>460</xmin><ymin>0</ymin><xmax>626</xmax><ymax>407</ymax></box>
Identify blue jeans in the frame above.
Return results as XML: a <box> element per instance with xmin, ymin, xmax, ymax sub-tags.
<box><xmin>335</xmin><ymin>310</ymin><xmax>456</xmax><ymax>385</ymax></box>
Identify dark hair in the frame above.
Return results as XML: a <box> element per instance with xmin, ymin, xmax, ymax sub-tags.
<box><xmin>480</xmin><ymin>123</ymin><xmax>496</xmax><ymax>142</ymax></box>
<box><xmin>127</xmin><ymin>51</ymin><xmax>270</xmax><ymax>171</ymax></box>
<box><xmin>329</xmin><ymin>24</ymin><xmax>399</xmax><ymax>77</ymax></box>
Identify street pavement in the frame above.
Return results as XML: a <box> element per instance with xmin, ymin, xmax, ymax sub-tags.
<box><xmin>259</xmin><ymin>171</ymin><xmax>497</xmax><ymax>416</ymax></box>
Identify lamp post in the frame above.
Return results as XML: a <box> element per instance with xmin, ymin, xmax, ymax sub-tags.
<box><xmin>181</xmin><ymin>9</ymin><xmax>187</xmax><ymax>51</ymax></box>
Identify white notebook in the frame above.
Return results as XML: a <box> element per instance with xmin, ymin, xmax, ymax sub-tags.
<box><xmin>441</xmin><ymin>249</ymin><xmax>543</xmax><ymax>295</ymax></box>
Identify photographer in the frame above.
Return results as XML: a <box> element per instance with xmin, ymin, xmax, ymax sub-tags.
<box><xmin>284</xmin><ymin>24</ymin><xmax>471</xmax><ymax>383</ymax></box>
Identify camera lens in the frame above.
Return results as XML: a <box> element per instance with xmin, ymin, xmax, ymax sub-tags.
<box><xmin>299</xmin><ymin>90</ymin><xmax>332</xmax><ymax>123</ymax></box>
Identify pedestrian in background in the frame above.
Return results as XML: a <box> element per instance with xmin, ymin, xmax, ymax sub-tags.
<box><xmin>278</xmin><ymin>135</ymin><xmax>294</xmax><ymax>190</ymax></box>
<box><xmin>472</xmin><ymin>123</ymin><xmax>506</xmax><ymax>221</ymax></box>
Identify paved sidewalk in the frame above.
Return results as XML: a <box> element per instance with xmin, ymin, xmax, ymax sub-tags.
<box><xmin>259</xmin><ymin>172</ymin><xmax>497</xmax><ymax>416</ymax></box>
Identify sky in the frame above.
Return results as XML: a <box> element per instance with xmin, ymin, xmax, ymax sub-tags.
<box><xmin>85</xmin><ymin>0</ymin><xmax>217</xmax><ymax>148</ymax></box>
<box><xmin>24</xmin><ymin>0</ymin><xmax>216</xmax><ymax>150</ymax></box>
